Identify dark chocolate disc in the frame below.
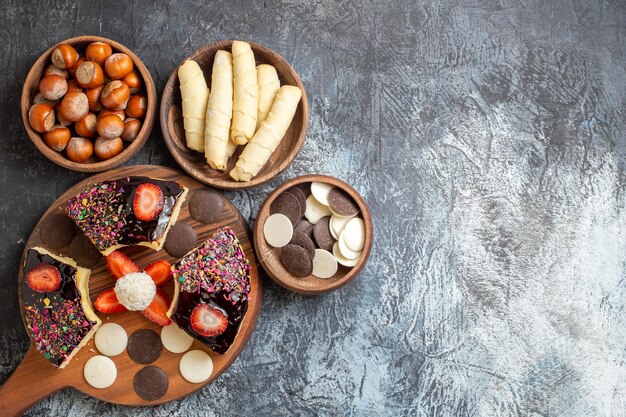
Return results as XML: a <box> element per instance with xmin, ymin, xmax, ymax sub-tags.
<box><xmin>294</xmin><ymin>220</ymin><xmax>314</xmax><ymax>239</ymax></box>
<box><xmin>285</xmin><ymin>187</ymin><xmax>307</xmax><ymax>218</ymax></box>
<box><xmin>270</xmin><ymin>192</ymin><xmax>301</xmax><ymax>225</ymax></box>
<box><xmin>280</xmin><ymin>244</ymin><xmax>313</xmax><ymax>277</ymax></box>
<box><xmin>294</xmin><ymin>182</ymin><xmax>312</xmax><ymax>197</ymax></box>
<box><xmin>328</xmin><ymin>188</ymin><xmax>360</xmax><ymax>217</ymax></box>
<box><xmin>290</xmin><ymin>231</ymin><xmax>316</xmax><ymax>259</ymax></box>
<box><xmin>189</xmin><ymin>188</ymin><xmax>224</xmax><ymax>224</ymax></box>
<box><xmin>67</xmin><ymin>234</ymin><xmax>101</xmax><ymax>267</ymax></box>
<box><xmin>133</xmin><ymin>366</ymin><xmax>169</xmax><ymax>401</ymax></box>
<box><xmin>127</xmin><ymin>329</ymin><xmax>162</xmax><ymax>364</ymax></box>
<box><xmin>40</xmin><ymin>213</ymin><xmax>75</xmax><ymax>249</ymax></box>
<box><xmin>164</xmin><ymin>222</ymin><xmax>197</xmax><ymax>257</ymax></box>
<box><xmin>312</xmin><ymin>216</ymin><xmax>335</xmax><ymax>251</ymax></box>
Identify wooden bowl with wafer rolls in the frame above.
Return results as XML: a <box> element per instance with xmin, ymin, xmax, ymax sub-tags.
<box><xmin>160</xmin><ymin>40</ymin><xmax>309</xmax><ymax>190</ymax></box>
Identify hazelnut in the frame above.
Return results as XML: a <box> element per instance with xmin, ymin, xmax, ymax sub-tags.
<box><xmin>125</xmin><ymin>95</ymin><xmax>147</xmax><ymax>119</ymax></box>
<box><xmin>104</xmin><ymin>53</ymin><xmax>133</xmax><ymax>80</ymax></box>
<box><xmin>51</xmin><ymin>44</ymin><xmax>79</xmax><ymax>70</ymax></box>
<box><xmin>96</xmin><ymin>114</ymin><xmax>124</xmax><ymax>139</ymax></box>
<box><xmin>75</xmin><ymin>113</ymin><xmax>98</xmax><ymax>138</ymax></box>
<box><xmin>122</xmin><ymin>70</ymin><xmax>143</xmax><ymax>93</ymax></box>
<box><xmin>85</xmin><ymin>86</ymin><xmax>103</xmax><ymax>112</ymax></box>
<box><xmin>38</xmin><ymin>75</ymin><xmax>68</xmax><ymax>101</ymax></box>
<box><xmin>121</xmin><ymin>117</ymin><xmax>141</xmax><ymax>142</ymax></box>
<box><xmin>85</xmin><ymin>42</ymin><xmax>113</xmax><ymax>66</ymax></box>
<box><xmin>66</xmin><ymin>137</ymin><xmax>94</xmax><ymax>163</ymax></box>
<box><xmin>68</xmin><ymin>56</ymin><xmax>85</xmax><ymax>78</ymax></box>
<box><xmin>94</xmin><ymin>136</ymin><xmax>124</xmax><ymax>160</ymax></box>
<box><xmin>99</xmin><ymin>108</ymin><xmax>126</xmax><ymax>121</ymax></box>
<box><xmin>58</xmin><ymin>91</ymin><xmax>89</xmax><ymax>122</ymax></box>
<box><xmin>44</xmin><ymin>65</ymin><xmax>69</xmax><ymax>80</ymax></box>
<box><xmin>75</xmin><ymin>61</ymin><xmax>104</xmax><ymax>89</ymax></box>
<box><xmin>101</xmin><ymin>80</ymin><xmax>130</xmax><ymax>110</ymax></box>
<box><xmin>28</xmin><ymin>103</ymin><xmax>55</xmax><ymax>133</ymax></box>
<box><xmin>67</xmin><ymin>80</ymin><xmax>83</xmax><ymax>93</ymax></box>
<box><xmin>43</xmin><ymin>125</ymin><xmax>71</xmax><ymax>152</ymax></box>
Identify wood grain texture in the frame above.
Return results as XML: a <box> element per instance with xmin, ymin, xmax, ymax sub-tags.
<box><xmin>160</xmin><ymin>40</ymin><xmax>309</xmax><ymax>189</ymax></box>
<box><xmin>2</xmin><ymin>0</ymin><xmax>626</xmax><ymax>416</ymax></box>
<box><xmin>0</xmin><ymin>165</ymin><xmax>261</xmax><ymax>415</ymax></box>
<box><xmin>254</xmin><ymin>175</ymin><xmax>372</xmax><ymax>294</ymax></box>
<box><xmin>21</xmin><ymin>36</ymin><xmax>157</xmax><ymax>172</ymax></box>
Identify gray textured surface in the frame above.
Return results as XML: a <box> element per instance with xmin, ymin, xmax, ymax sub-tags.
<box><xmin>1</xmin><ymin>0</ymin><xmax>626</xmax><ymax>416</ymax></box>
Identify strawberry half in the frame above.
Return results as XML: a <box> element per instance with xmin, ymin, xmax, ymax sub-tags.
<box><xmin>143</xmin><ymin>260</ymin><xmax>173</xmax><ymax>287</ymax></box>
<box><xmin>106</xmin><ymin>250</ymin><xmax>140</xmax><ymax>279</ymax></box>
<box><xmin>26</xmin><ymin>263</ymin><xmax>61</xmax><ymax>293</ymax></box>
<box><xmin>133</xmin><ymin>183</ymin><xmax>164</xmax><ymax>221</ymax></box>
<box><xmin>190</xmin><ymin>303</ymin><xmax>228</xmax><ymax>337</ymax></box>
<box><xmin>94</xmin><ymin>288</ymin><xmax>127</xmax><ymax>313</ymax></box>
<box><xmin>142</xmin><ymin>288</ymin><xmax>172</xmax><ymax>326</ymax></box>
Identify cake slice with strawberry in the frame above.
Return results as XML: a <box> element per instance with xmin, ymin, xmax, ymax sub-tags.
<box><xmin>66</xmin><ymin>176</ymin><xmax>188</xmax><ymax>256</ymax></box>
<box><xmin>170</xmin><ymin>227</ymin><xmax>251</xmax><ymax>354</ymax></box>
<box><xmin>22</xmin><ymin>247</ymin><xmax>101</xmax><ymax>368</ymax></box>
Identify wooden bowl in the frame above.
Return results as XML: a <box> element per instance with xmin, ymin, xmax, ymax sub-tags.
<box><xmin>254</xmin><ymin>175</ymin><xmax>373</xmax><ymax>294</ymax></box>
<box><xmin>21</xmin><ymin>36</ymin><xmax>157</xmax><ymax>172</ymax></box>
<box><xmin>160</xmin><ymin>40</ymin><xmax>309</xmax><ymax>190</ymax></box>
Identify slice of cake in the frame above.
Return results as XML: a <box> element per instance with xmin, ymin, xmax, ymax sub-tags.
<box><xmin>170</xmin><ymin>227</ymin><xmax>251</xmax><ymax>354</ymax></box>
<box><xmin>22</xmin><ymin>247</ymin><xmax>101</xmax><ymax>368</ymax></box>
<box><xmin>66</xmin><ymin>176</ymin><xmax>188</xmax><ymax>255</ymax></box>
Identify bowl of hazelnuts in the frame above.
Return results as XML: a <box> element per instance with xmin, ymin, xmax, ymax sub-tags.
<box><xmin>21</xmin><ymin>36</ymin><xmax>156</xmax><ymax>172</ymax></box>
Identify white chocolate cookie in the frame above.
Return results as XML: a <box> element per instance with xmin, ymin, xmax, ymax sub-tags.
<box><xmin>264</xmin><ymin>213</ymin><xmax>294</xmax><ymax>247</ymax></box>
<box><xmin>84</xmin><ymin>355</ymin><xmax>117</xmax><ymax>389</ymax></box>
<box><xmin>343</xmin><ymin>217</ymin><xmax>365</xmax><ymax>252</ymax></box>
<box><xmin>311</xmin><ymin>182</ymin><xmax>334</xmax><ymax>206</ymax></box>
<box><xmin>179</xmin><ymin>350</ymin><xmax>213</xmax><ymax>383</ymax></box>
<box><xmin>161</xmin><ymin>323</ymin><xmax>194</xmax><ymax>354</ymax></box>
<box><xmin>304</xmin><ymin>195</ymin><xmax>332</xmax><ymax>224</ymax></box>
<box><xmin>94</xmin><ymin>323</ymin><xmax>128</xmax><ymax>357</ymax></box>
<box><xmin>333</xmin><ymin>242</ymin><xmax>359</xmax><ymax>267</ymax></box>
<box><xmin>312</xmin><ymin>249</ymin><xmax>338</xmax><ymax>279</ymax></box>
<box><xmin>338</xmin><ymin>230</ymin><xmax>362</xmax><ymax>260</ymax></box>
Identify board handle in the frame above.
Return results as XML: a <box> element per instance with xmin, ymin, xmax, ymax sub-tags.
<box><xmin>0</xmin><ymin>345</ymin><xmax>68</xmax><ymax>416</ymax></box>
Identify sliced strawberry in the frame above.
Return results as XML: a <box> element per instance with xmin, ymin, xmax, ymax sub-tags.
<box><xmin>143</xmin><ymin>260</ymin><xmax>173</xmax><ymax>287</ymax></box>
<box><xmin>133</xmin><ymin>183</ymin><xmax>164</xmax><ymax>221</ymax></box>
<box><xmin>26</xmin><ymin>263</ymin><xmax>61</xmax><ymax>293</ymax></box>
<box><xmin>106</xmin><ymin>250</ymin><xmax>140</xmax><ymax>279</ymax></box>
<box><xmin>94</xmin><ymin>288</ymin><xmax>127</xmax><ymax>313</ymax></box>
<box><xmin>141</xmin><ymin>288</ymin><xmax>171</xmax><ymax>326</ymax></box>
<box><xmin>190</xmin><ymin>303</ymin><xmax>228</xmax><ymax>337</ymax></box>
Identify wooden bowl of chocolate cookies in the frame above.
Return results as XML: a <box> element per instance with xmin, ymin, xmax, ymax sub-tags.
<box><xmin>253</xmin><ymin>175</ymin><xmax>373</xmax><ymax>294</ymax></box>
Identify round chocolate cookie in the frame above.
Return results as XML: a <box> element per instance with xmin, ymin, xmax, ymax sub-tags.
<box><xmin>40</xmin><ymin>213</ymin><xmax>75</xmax><ymax>249</ymax></box>
<box><xmin>164</xmin><ymin>222</ymin><xmax>197</xmax><ymax>257</ymax></box>
<box><xmin>290</xmin><ymin>231</ymin><xmax>316</xmax><ymax>259</ymax></box>
<box><xmin>328</xmin><ymin>188</ymin><xmax>359</xmax><ymax>217</ymax></box>
<box><xmin>127</xmin><ymin>329</ymin><xmax>162</xmax><ymax>365</ymax></box>
<box><xmin>133</xmin><ymin>366</ymin><xmax>169</xmax><ymax>401</ymax></box>
<box><xmin>67</xmin><ymin>234</ymin><xmax>101</xmax><ymax>267</ymax></box>
<box><xmin>189</xmin><ymin>188</ymin><xmax>224</xmax><ymax>224</ymax></box>
<box><xmin>313</xmin><ymin>216</ymin><xmax>335</xmax><ymax>251</ymax></box>
<box><xmin>294</xmin><ymin>182</ymin><xmax>312</xmax><ymax>197</ymax></box>
<box><xmin>285</xmin><ymin>187</ymin><xmax>307</xmax><ymax>218</ymax></box>
<box><xmin>280</xmin><ymin>244</ymin><xmax>313</xmax><ymax>277</ymax></box>
<box><xmin>270</xmin><ymin>192</ymin><xmax>301</xmax><ymax>225</ymax></box>
<box><xmin>294</xmin><ymin>219</ymin><xmax>314</xmax><ymax>239</ymax></box>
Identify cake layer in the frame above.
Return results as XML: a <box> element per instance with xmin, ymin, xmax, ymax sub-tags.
<box><xmin>22</xmin><ymin>247</ymin><xmax>101</xmax><ymax>368</ymax></box>
<box><xmin>66</xmin><ymin>176</ymin><xmax>188</xmax><ymax>255</ymax></box>
<box><xmin>171</xmin><ymin>227</ymin><xmax>251</xmax><ymax>354</ymax></box>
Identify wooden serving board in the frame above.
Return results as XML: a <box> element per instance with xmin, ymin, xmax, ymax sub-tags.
<box><xmin>0</xmin><ymin>165</ymin><xmax>262</xmax><ymax>416</ymax></box>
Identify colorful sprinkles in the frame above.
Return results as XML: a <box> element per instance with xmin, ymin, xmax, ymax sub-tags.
<box><xmin>173</xmin><ymin>227</ymin><xmax>251</xmax><ymax>304</ymax></box>
<box><xmin>24</xmin><ymin>298</ymin><xmax>95</xmax><ymax>367</ymax></box>
<box><xmin>66</xmin><ymin>180</ymin><xmax>127</xmax><ymax>251</ymax></box>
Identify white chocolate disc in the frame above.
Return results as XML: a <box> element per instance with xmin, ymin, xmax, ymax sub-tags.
<box><xmin>312</xmin><ymin>249</ymin><xmax>338</xmax><ymax>279</ymax></box>
<box><xmin>333</xmin><ymin>242</ymin><xmax>359</xmax><ymax>267</ymax></box>
<box><xmin>343</xmin><ymin>217</ymin><xmax>365</xmax><ymax>252</ymax></box>
<box><xmin>304</xmin><ymin>195</ymin><xmax>331</xmax><ymax>224</ymax></box>
<box><xmin>179</xmin><ymin>350</ymin><xmax>213</xmax><ymax>383</ymax></box>
<box><xmin>94</xmin><ymin>323</ymin><xmax>128</xmax><ymax>357</ymax></box>
<box><xmin>311</xmin><ymin>182</ymin><xmax>334</xmax><ymax>206</ymax></box>
<box><xmin>161</xmin><ymin>323</ymin><xmax>194</xmax><ymax>353</ymax></box>
<box><xmin>330</xmin><ymin>214</ymin><xmax>353</xmax><ymax>239</ymax></box>
<box><xmin>263</xmin><ymin>213</ymin><xmax>293</xmax><ymax>247</ymax></box>
<box><xmin>84</xmin><ymin>355</ymin><xmax>117</xmax><ymax>389</ymax></box>
<box><xmin>338</xmin><ymin>230</ymin><xmax>362</xmax><ymax>260</ymax></box>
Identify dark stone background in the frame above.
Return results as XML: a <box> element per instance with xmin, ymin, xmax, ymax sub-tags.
<box><xmin>1</xmin><ymin>0</ymin><xmax>625</xmax><ymax>416</ymax></box>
